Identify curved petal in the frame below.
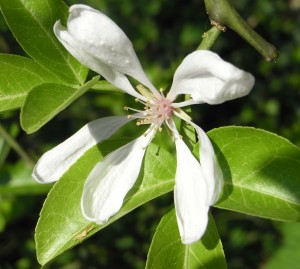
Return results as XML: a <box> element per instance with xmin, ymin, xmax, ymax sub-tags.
<box><xmin>54</xmin><ymin>5</ymin><xmax>159</xmax><ymax>97</ymax></box>
<box><xmin>174</xmin><ymin>138</ymin><xmax>209</xmax><ymax>244</ymax></box>
<box><xmin>81</xmin><ymin>129</ymin><xmax>155</xmax><ymax>224</ymax></box>
<box><xmin>167</xmin><ymin>50</ymin><xmax>255</xmax><ymax>105</ymax></box>
<box><xmin>190</xmin><ymin>122</ymin><xmax>224</xmax><ymax>205</ymax></box>
<box><xmin>33</xmin><ymin>116</ymin><xmax>132</xmax><ymax>183</ymax></box>
<box><xmin>174</xmin><ymin>110</ymin><xmax>224</xmax><ymax>205</ymax></box>
<box><xmin>54</xmin><ymin>21</ymin><xmax>144</xmax><ymax>100</ymax></box>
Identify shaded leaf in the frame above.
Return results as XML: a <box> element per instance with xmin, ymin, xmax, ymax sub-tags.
<box><xmin>90</xmin><ymin>80</ymin><xmax>122</xmax><ymax>93</ymax></box>
<box><xmin>264</xmin><ymin>222</ymin><xmax>300</xmax><ymax>269</ymax></box>
<box><xmin>0</xmin><ymin>162</ymin><xmax>51</xmax><ymax>195</ymax></box>
<box><xmin>146</xmin><ymin>209</ymin><xmax>226</xmax><ymax>269</ymax></box>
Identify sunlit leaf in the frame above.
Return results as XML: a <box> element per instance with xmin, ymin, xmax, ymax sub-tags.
<box><xmin>35</xmin><ymin>126</ymin><xmax>300</xmax><ymax>265</ymax></box>
<box><xmin>146</xmin><ymin>209</ymin><xmax>226</xmax><ymax>269</ymax></box>
<box><xmin>211</xmin><ymin>127</ymin><xmax>300</xmax><ymax>221</ymax></box>
<box><xmin>35</xmin><ymin>140</ymin><xmax>176</xmax><ymax>265</ymax></box>
<box><xmin>0</xmin><ymin>0</ymin><xmax>87</xmax><ymax>84</ymax></box>
<box><xmin>0</xmin><ymin>54</ymin><xmax>62</xmax><ymax>112</ymax></box>
<box><xmin>20</xmin><ymin>76</ymin><xmax>99</xmax><ymax>133</ymax></box>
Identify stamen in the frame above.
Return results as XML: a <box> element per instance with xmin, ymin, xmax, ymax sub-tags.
<box><xmin>136</xmin><ymin>84</ymin><xmax>153</xmax><ymax>99</ymax></box>
<box><xmin>124</xmin><ymin>106</ymin><xmax>144</xmax><ymax>114</ymax></box>
<box><xmin>125</xmin><ymin>88</ymin><xmax>175</xmax><ymax>138</ymax></box>
<box><xmin>173</xmin><ymin>108</ymin><xmax>192</xmax><ymax>121</ymax></box>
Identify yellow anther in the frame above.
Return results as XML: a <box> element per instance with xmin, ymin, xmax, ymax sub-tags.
<box><xmin>136</xmin><ymin>84</ymin><xmax>153</xmax><ymax>99</ymax></box>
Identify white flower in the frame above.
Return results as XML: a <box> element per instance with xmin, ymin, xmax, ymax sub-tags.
<box><xmin>33</xmin><ymin>4</ymin><xmax>255</xmax><ymax>244</ymax></box>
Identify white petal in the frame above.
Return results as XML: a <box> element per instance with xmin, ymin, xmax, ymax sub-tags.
<box><xmin>54</xmin><ymin>4</ymin><xmax>158</xmax><ymax>96</ymax></box>
<box><xmin>54</xmin><ymin>21</ymin><xmax>143</xmax><ymax>100</ymax></box>
<box><xmin>174</xmin><ymin>139</ymin><xmax>209</xmax><ymax>244</ymax></box>
<box><xmin>81</xmin><ymin>130</ymin><xmax>154</xmax><ymax>224</ymax></box>
<box><xmin>190</xmin><ymin>122</ymin><xmax>224</xmax><ymax>205</ymax></box>
<box><xmin>167</xmin><ymin>50</ymin><xmax>254</xmax><ymax>105</ymax></box>
<box><xmin>33</xmin><ymin>116</ymin><xmax>132</xmax><ymax>183</ymax></box>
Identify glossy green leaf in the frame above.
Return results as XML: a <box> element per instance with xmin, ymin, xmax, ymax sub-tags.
<box><xmin>0</xmin><ymin>162</ymin><xmax>51</xmax><ymax>195</ymax></box>
<box><xmin>35</xmin><ymin>126</ymin><xmax>300</xmax><ymax>265</ymax></box>
<box><xmin>20</xmin><ymin>76</ymin><xmax>99</xmax><ymax>133</ymax></box>
<box><xmin>146</xmin><ymin>209</ymin><xmax>226</xmax><ymax>269</ymax></box>
<box><xmin>0</xmin><ymin>0</ymin><xmax>87</xmax><ymax>84</ymax></box>
<box><xmin>0</xmin><ymin>54</ymin><xmax>63</xmax><ymax>112</ymax></box>
<box><xmin>35</xmin><ymin>140</ymin><xmax>176</xmax><ymax>266</ymax></box>
<box><xmin>210</xmin><ymin>127</ymin><xmax>300</xmax><ymax>221</ymax></box>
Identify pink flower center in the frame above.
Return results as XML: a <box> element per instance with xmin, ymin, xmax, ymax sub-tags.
<box><xmin>124</xmin><ymin>93</ymin><xmax>173</xmax><ymax>130</ymax></box>
<box><xmin>150</xmin><ymin>96</ymin><xmax>173</xmax><ymax>123</ymax></box>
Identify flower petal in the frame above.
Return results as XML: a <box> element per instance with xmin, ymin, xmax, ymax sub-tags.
<box><xmin>33</xmin><ymin>116</ymin><xmax>132</xmax><ymax>183</ymax></box>
<box><xmin>167</xmin><ymin>50</ymin><xmax>254</xmax><ymax>105</ymax></box>
<box><xmin>54</xmin><ymin>4</ymin><xmax>159</xmax><ymax>97</ymax></box>
<box><xmin>174</xmin><ymin>138</ymin><xmax>209</xmax><ymax>244</ymax></box>
<box><xmin>54</xmin><ymin>22</ymin><xmax>141</xmax><ymax>100</ymax></box>
<box><xmin>81</xmin><ymin>130</ymin><xmax>154</xmax><ymax>224</ymax></box>
<box><xmin>190</xmin><ymin>122</ymin><xmax>224</xmax><ymax>205</ymax></box>
<box><xmin>173</xmin><ymin>110</ymin><xmax>224</xmax><ymax>205</ymax></box>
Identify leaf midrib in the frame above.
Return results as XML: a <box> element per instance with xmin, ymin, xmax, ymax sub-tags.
<box><xmin>9</xmin><ymin>0</ymin><xmax>83</xmax><ymax>83</ymax></box>
<box><xmin>38</xmin><ymin>177</ymin><xmax>175</xmax><ymax>265</ymax></box>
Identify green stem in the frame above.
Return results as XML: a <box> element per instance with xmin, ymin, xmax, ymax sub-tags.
<box><xmin>0</xmin><ymin>124</ymin><xmax>35</xmax><ymax>168</ymax></box>
<box><xmin>204</xmin><ymin>0</ymin><xmax>278</xmax><ymax>61</ymax></box>
<box><xmin>198</xmin><ymin>26</ymin><xmax>222</xmax><ymax>50</ymax></box>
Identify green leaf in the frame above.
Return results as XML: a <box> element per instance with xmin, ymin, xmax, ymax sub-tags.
<box><xmin>0</xmin><ymin>0</ymin><xmax>87</xmax><ymax>84</ymax></box>
<box><xmin>0</xmin><ymin>162</ymin><xmax>51</xmax><ymax>195</ymax></box>
<box><xmin>146</xmin><ymin>209</ymin><xmax>226</xmax><ymax>269</ymax></box>
<box><xmin>90</xmin><ymin>80</ymin><xmax>122</xmax><ymax>93</ymax></box>
<box><xmin>20</xmin><ymin>76</ymin><xmax>99</xmax><ymax>133</ymax></box>
<box><xmin>209</xmin><ymin>126</ymin><xmax>300</xmax><ymax>221</ymax></box>
<box><xmin>35</xmin><ymin>140</ymin><xmax>176</xmax><ymax>266</ymax></box>
<box><xmin>35</xmin><ymin>126</ymin><xmax>300</xmax><ymax>265</ymax></box>
<box><xmin>0</xmin><ymin>54</ymin><xmax>63</xmax><ymax>112</ymax></box>
<box><xmin>0</xmin><ymin>131</ymin><xmax>10</xmax><ymax>167</ymax></box>
<box><xmin>264</xmin><ymin>222</ymin><xmax>300</xmax><ymax>269</ymax></box>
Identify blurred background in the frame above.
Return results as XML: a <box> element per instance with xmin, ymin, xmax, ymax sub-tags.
<box><xmin>1</xmin><ymin>0</ymin><xmax>300</xmax><ymax>268</ymax></box>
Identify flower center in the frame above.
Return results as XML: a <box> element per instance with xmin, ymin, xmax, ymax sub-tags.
<box><xmin>124</xmin><ymin>87</ymin><xmax>173</xmax><ymax>131</ymax></box>
<box><xmin>149</xmin><ymin>96</ymin><xmax>173</xmax><ymax>123</ymax></box>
